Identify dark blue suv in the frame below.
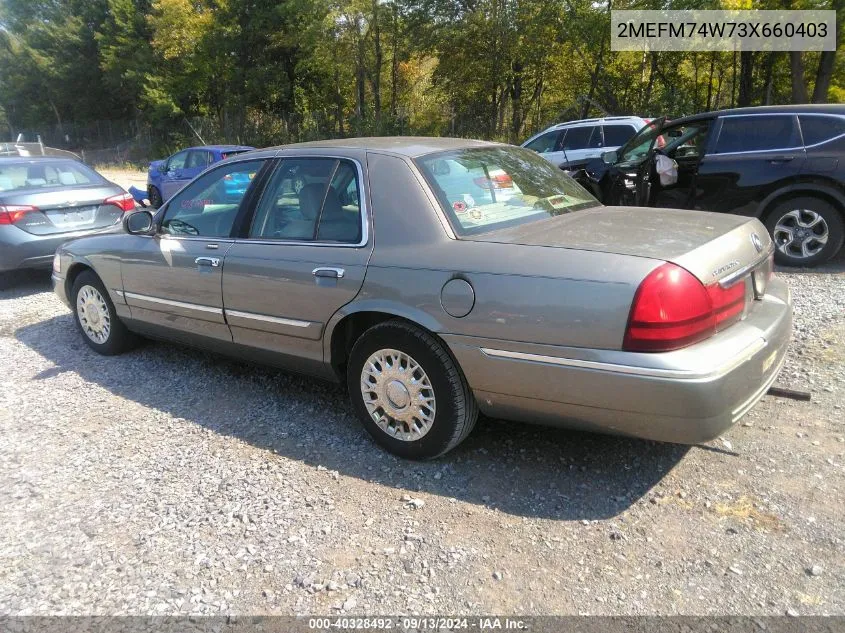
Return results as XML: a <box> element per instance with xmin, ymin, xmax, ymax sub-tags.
<box><xmin>147</xmin><ymin>145</ymin><xmax>254</xmax><ymax>208</ymax></box>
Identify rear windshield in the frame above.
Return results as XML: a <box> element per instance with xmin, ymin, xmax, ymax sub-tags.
<box><xmin>0</xmin><ymin>160</ymin><xmax>104</xmax><ymax>192</ymax></box>
<box><xmin>415</xmin><ymin>146</ymin><xmax>599</xmax><ymax>236</ymax></box>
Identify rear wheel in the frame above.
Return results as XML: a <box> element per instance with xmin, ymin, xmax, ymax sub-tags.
<box><xmin>148</xmin><ymin>185</ymin><xmax>163</xmax><ymax>209</ymax></box>
<box><xmin>347</xmin><ymin>320</ymin><xmax>478</xmax><ymax>459</ymax></box>
<box><xmin>765</xmin><ymin>197</ymin><xmax>844</xmax><ymax>267</ymax></box>
<box><xmin>71</xmin><ymin>270</ymin><xmax>137</xmax><ymax>355</ymax></box>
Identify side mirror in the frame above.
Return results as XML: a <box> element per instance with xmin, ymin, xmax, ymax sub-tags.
<box><xmin>124</xmin><ymin>210</ymin><xmax>154</xmax><ymax>235</ymax></box>
<box><xmin>158</xmin><ymin>163</ymin><xmax>168</xmax><ymax>173</ymax></box>
<box><xmin>601</xmin><ymin>150</ymin><xmax>618</xmax><ymax>165</ymax></box>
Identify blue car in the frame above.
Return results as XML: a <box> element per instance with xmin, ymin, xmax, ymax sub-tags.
<box><xmin>147</xmin><ymin>145</ymin><xmax>254</xmax><ymax>208</ymax></box>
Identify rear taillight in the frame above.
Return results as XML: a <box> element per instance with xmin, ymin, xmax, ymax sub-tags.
<box><xmin>623</xmin><ymin>262</ymin><xmax>748</xmax><ymax>353</ymax></box>
<box><xmin>473</xmin><ymin>174</ymin><xmax>513</xmax><ymax>190</ymax></box>
<box><xmin>104</xmin><ymin>192</ymin><xmax>135</xmax><ymax>212</ymax></box>
<box><xmin>0</xmin><ymin>204</ymin><xmax>38</xmax><ymax>225</ymax></box>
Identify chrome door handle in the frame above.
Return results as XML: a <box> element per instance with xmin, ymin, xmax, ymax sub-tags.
<box><xmin>312</xmin><ymin>267</ymin><xmax>345</xmax><ymax>279</ymax></box>
<box><xmin>195</xmin><ymin>257</ymin><xmax>220</xmax><ymax>267</ymax></box>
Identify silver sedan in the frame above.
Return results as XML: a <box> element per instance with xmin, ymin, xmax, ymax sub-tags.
<box><xmin>52</xmin><ymin>138</ymin><xmax>792</xmax><ymax>459</ymax></box>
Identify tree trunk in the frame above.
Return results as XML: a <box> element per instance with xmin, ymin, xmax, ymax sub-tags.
<box><xmin>355</xmin><ymin>16</ymin><xmax>366</xmax><ymax>132</ymax></box>
<box><xmin>812</xmin><ymin>51</ymin><xmax>836</xmax><ymax>103</ymax></box>
<box><xmin>737</xmin><ymin>51</ymin><xmax>754</xmax><ymax>106</ymax></box>
<box><xmin>390</xmin><ymin>2</ymin><xmax>399</xmax><ymax>118</ymax></box>
<box><xmin>790</xmin><ymin>52</ymin><xmax>809</xmax><ymax>103</ymax></box>
<box><xmin>730</xmin><ymin>50</ymin><xmax>737</xmax><ymax>107</ymax></box>
<box><xmin>509</xmin><ymin>61</ymin><xmax>523</xmax><ymax>144</ymax></box>
<box><xmin>371</xmin><ymin>0</ymin><xmax>382</xmax><ymax>128</ymax></box>
<box><xmin>641</xmin><ymin>52</ymin><xmax>658</xmax><ymax>112</ymax></box>
<box><xmin>763</xmin><ymin>52</ymin><xmax>776</xmax><ymax>105</ymax></box>
<box><xmin>705</xmin><ymin>52</ymin><xmax>715</xmax><ymax>110</ymax></box>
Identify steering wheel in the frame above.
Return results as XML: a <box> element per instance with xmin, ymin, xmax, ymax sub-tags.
<box><xmin>166</xmin><ymin>218</ymin><xmax>200</xmax><ymax>236</ymax></box>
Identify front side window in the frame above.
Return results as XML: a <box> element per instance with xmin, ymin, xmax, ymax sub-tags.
<box><xmin>618</xmin><ymin>120</ymin><xmax>665</xmax><ymax>164</ymax></box>
<box><xmin>161</xmin><ymin>159</ymin><xmax>264</xmax><ymax>237</ymax></box>
<box><xmin>167</xmin><ymin>150</ymin><xmax>188</xmax><ymax>171</ymax></box>
<box><xmin>416</xmin><ymin>146</ymin><xmax>599</xmax><ymax>237</ymax></box>
<box><xmin>249</xmin><ymin>158</ymin><xmax>362</xmax><ymax>243</ymax></box>
<box><xmin>524</xmin><ymin>131</ymin><xmax>560</xmax><ymax>154</ymax></box>
<box><xmin>715</xmin><ymin>116</ymin><xmax>800</xmax><ymax>154</ymax></box>
<box><xmin>799</xmin><ymin>115</ymin><xmax>845</xmax><ymax>146</ymax></box>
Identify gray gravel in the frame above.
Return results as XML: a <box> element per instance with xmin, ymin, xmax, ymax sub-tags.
<box><xmin>0</xmin><ymin>253</ymin><xmax>843</xmax><ymax>616</ymax></box>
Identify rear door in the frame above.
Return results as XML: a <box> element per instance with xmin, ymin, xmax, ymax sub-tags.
<box><xmin>693</xmin><ymin>114</ymin><xmax>806</xmax><ymax>216</ymax></box>
<box><xmin>181</xmin><ymin>149</ymin><xmax>212</xmax><ymax>183</ymax></box>
<box><xmin>221</xmin><ymin>153</ymin><xmax>372</xmax><ymax>371</ymax></box>
<box><xmin>119</xmin><ymin>157</ymin><xmax>269</xmax><ymax>343</ymax></box>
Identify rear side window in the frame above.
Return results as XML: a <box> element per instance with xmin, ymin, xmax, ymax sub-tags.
<box><xmin>799</xmin><ymin>115</ymin><xmax>845</xmax><ymax>146</ymax></box>
<box><xmin>603</xmin><ymin>124</ymin><xmax>637</xmax><ymax>147</ymax></box>
<box><xmin>524</xmin><ymin>130</ymin><xmax>560</xmax><ymax>154</ymax></box>
<box><xmin>714</xmin><ymin>116</ymin><xmax>800</xmax><ymax>153</ymax></box>
<box><xmin>561</xmin><ymin>126</ymin><xmax>595</xmax><ymax>151</ymax></box>
<box><xmin>250</xmin><ymin>158</ymin><xmax>362</xmax><ymax>243</ymax></box>
<box><xmin>416</xmin><ymin>146</ymin><xmax>599</xmax><ymax>236</ymax></box>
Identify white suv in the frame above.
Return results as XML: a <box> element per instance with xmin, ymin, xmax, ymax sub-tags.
<box><xmin>521</xmin><ymin>116</ymin><xmax>651</xmax><ymax>169</ymax></box>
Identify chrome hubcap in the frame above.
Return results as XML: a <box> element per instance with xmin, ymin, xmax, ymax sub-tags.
<box><xmin>773</xmin><ymin>209</ymin><xmax>829</xmax><ymax>259</ymax></box>
<box><xmin>360</xmin><ymin>349</ymin><xmax>436</xmax><ymax>441</ymax></box>
<box><xmin>76</xmin><ymin>285</ymin><xmax>111</xmax><ymax>344</ymax></box>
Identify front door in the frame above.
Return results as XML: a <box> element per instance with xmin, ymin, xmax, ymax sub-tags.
<box><xmin>120</xmin><ymin>158</ymin><xmax>269</xmax><ymax>342</ymax></box>
<box><xmin>602</xmin><ymin>118</ymin><xmax>666</xmax><ymax>206</ymax></box>
<box><xmin>693</xmin><ymin>114</ymin><xmax>806</xmax><ymax>216</ymax></box>
<box><xmin>221</xmin><ymin>155</ymin><xmax>373</xmax><ymax>372</ymax></box>
<box><xmin>160</xmin><ymin>150</ymin><xmax>190</xmax><ymax>200</ymax></box>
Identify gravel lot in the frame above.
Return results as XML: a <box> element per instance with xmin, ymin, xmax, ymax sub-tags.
<box><xmin>0</xmin><ymin>242</ymin><xmax>843</xmax><ymax>615</ymax></box>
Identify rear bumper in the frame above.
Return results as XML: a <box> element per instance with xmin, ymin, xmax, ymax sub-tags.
<box><xmin>0</xmin><ymin>222</ymin><xmax>123</xmax><ymax>273</ymax></box>
<box><xmin>444</xmin><ymin>277</ymin><xmax>792</xmax><ymax>444</ymax></box>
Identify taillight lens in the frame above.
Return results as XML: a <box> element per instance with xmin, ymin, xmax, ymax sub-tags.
<box><xmin>623</xmin><ymin>262</ymin><xmax>747</xmax><ymax>352</ymax></box>
<box><xmin>104</xmin><ymin>192</ymin><xmax>135</xmax><ymax>212</ymax></box>
<box><xmin>0</xmin><ymin>204</ymin><xmax>38</xmax><ymax>225</ymax></box>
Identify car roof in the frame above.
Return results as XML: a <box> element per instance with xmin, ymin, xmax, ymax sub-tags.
<box><xmin>0</xmin><ymin>156</ymin><xmax>83</xmax><ymax>164</ymax></box>
<box><xmin>187</xmin><ymin>145</ymin><xmax>255</xmax><ymax>152</ymax></box>
<box><xmin>263</xmin><ymin>136</ymin><xmax>503</xmax><ymax>158</ymax></box>
<box><xmin>666</xmin><ymin>104</ymin><xmax>845</xmax><ymax>126</ymax></box>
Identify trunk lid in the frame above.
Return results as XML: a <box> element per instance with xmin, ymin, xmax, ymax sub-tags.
<box><xmin>0</xmin><ymin>184</ymin><xmax>126</xmax><ymax>236</ymax></box>
<box><xmin>463</xmin><ymin>206</ymin><xmax>773</xmax><ymax>285</ymax></box>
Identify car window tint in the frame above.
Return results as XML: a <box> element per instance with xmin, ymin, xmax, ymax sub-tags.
<box><xmin>662</xmin><ymin>122</ymin><xmax>709</xmax><ymax>159</ymax></box>
<box><xmin>561</xmin><ymin>126</ymin><xmax>593</xmax><ymax>150</ymax></box>
<box><xmin>799</xmin><ymin>115</ymin><xmax>845</xmax><ymax>146</ymax></box>
<box><xmin>185</xmin><ymin>151</ymin><xmax>210</xmax><ymax>169</ymax></box>
<box><xmin>603</xmin><ymin>124</ymin><xmax>637</xmax><ymax>147</ymax></box>
<box><xmin>161</xmin><ymin>159</ymin><xmax>263</xmax><ymax>237</ymax></box>
<box><xmin>715</xmin><ymin>116</ymin><xmax>799</xmax><ymax>153</ymax></box>
<box><xmin>416</xmin><ymin>146</ymin><xmax>599</xmax><ymax>237</ymax></box>
<box><xmin>167</xmin><ymin>151</ymin><xmax>188</xmax><ymax>170</ymax></box>
<box><xmin>249</xmin><ymin>158</ymin><xmax>337</xmax><ymax>241</ymax></box>
<box><xmin>524</xmin><ymin>131</ymin><xmax>560</xmax><ymax>154</ymax></box>
<box><xmin>316</xmin><ymin>161</ymin><xmax>362</xmax><ymax>243</ymax></box>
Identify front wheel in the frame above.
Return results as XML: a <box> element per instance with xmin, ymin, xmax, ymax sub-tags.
<box><xmin>765</xmin><ymin>197</ymin><xmax>844</xmax><ymax>267</ymax></box>
<box><xmin>347</xmin><ymin>320</ymin><xmax>478</xmax><ymax>459</ymax></box>
<box><xmin>148</xmin><ymin>186</ymin><xmax>163</xmax><ymax>209</ymax></box>
<box><xmin>71</xmin><ymin>270</ymin><xmax>137</xmax><ymax>355</ymax></box>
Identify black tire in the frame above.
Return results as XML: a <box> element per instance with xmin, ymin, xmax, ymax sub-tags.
<box><xmin>71</xmin><ymin>270</ymin><xmax>137</xmax><ymax>355</ymax></box>
<box><xmin>347</xmin><ymin>320</ymin><xmax>478</xmax><ymax>459</ymax></box>
<box><xmin>148</xmin><ymin>186</ymin><xmax>163</xmax><ymax>209</ymax></box>
<box><xmin>765</xmin><ymin>196</ymin><xmax>844</xmax><ymax>267</ymax></box>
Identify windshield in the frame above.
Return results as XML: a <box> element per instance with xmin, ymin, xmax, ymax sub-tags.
<box><xmin>415</xmin><ymin>146</ymin><xmax>599</xmax><ymax>236</ymax></box>
<box><xmin>0</xmin><ymin>160</ymin><xmax>104</xmax><ymax>192</ymax></box>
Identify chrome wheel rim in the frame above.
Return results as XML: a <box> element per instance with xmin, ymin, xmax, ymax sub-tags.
<box><xmin>76</xmin><ymin>285</ymin><xmax>111</xmax><ymax>344</ymax></box>
<box><xmin>773</xmin><ymin>209</ymin><xmax>829</xmax><ymax>259</ymax></box>
<box><xmin>360</xmin><ymin>349</ymin><xmax>436</xmax><ymax>441</ymax></box>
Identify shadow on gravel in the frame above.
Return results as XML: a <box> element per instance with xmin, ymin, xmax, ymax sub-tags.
<box><xmin>775</xmin><ymin>248</ymin><xmax>845</xmax><ymax>276</ymax></box>
<box><xmin>16</xmin><ymin>314</ymin><xmax>689</xmax><ymax>521</ymax></box>
<box><xmin>0</xmin><ymin>270</ymin><xmax>53</xmax><ymax>298</ymax></box>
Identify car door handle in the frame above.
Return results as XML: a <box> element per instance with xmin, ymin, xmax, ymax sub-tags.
<box><xmin>195</xmin><ymin>257</ymin><xmax>220</xmax><ymax>267</ymax></box>
<box><xmin>312</xmin><ymin>267</ymin><xmax>345</xmax><ymax>279</ymax></box>
<box><xmin>769</xmin><ymin>155</ymin><xmax>795</xmax><ymax>163</ymax></box>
